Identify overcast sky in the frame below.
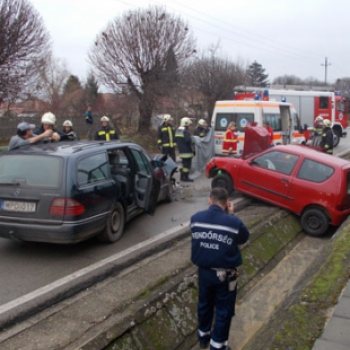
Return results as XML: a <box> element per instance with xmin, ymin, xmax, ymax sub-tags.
<box><xmin>30</xmin><ymin>0</ymin><xmax>349</xmax><ymax>86</ymax></box>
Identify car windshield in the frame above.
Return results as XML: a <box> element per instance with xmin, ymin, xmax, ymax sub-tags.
<box><xmin>0</xmin><ymin>154</ymin><xmax>62</xmax><ymax>188</ymax></box>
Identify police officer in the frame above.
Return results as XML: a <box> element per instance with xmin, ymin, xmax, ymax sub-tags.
<box><xmin>320</xmin><ymin>119</ymin><xmax>333</xmax><ymax>154</ymax></box>
<box><xmin>94</xmin><ymin>116</ymin><xmax>119</xmax><ymax>141</ymax></box>
<box><xmin>194</xmin><ymin>119</ymin><xmax>209</xmax><ymax>138</ymax></box>
<box><xmin>175</xmin><ymin>117</ymin><xmax>194</xmax><ymax>182</ymax></box>
<box><xmin>157</xmin><ymin>114</ymin><xmax>176</xmax><ymax>162</ymax></box>
<box><xmin>191</xmin><ymin>187</ymin><xmax>250</xmax><ymax>350</ymax></box>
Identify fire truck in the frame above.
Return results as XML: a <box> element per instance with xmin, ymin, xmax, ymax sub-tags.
<box><xmin>233</xmin><ymin>86</ymin><xmax>348</xmax><ymax>147</ymax></box>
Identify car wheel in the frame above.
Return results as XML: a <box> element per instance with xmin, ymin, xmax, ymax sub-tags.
<box><xmin>301</xmin><ymin>208</ymin><xmax>329</xmax><ymax>236</ymax></box>
<box><xmin>211</xmin><ymin>173</ymin><xmax>233</xmax><ymax>194</ymax></box>
<box><xmin>333</xmin><ymin>133</ymin><xmax>340</xmax><ymax>147</ymax></box>
<box><xmin>98</xmin><ymin>202</ymin><xmax>125</xmax><ymax>243</ymax></box>
<box><xmin>164</xmin><ymin>179</ymin><xmax>174</xmax><ymax>203</ymax></box>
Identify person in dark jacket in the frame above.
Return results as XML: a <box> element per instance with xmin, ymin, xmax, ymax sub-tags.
<box><xmin>34</xmin><ymin>112</ymin><xmax>61</xmax><ymax>142</ymax></box>
<box><xmin>311</xmin><ymin>115</ymin><xmax>324</xmax><ymax>148</ymax></box>
<box><xmin>175</xmin><ymin>117</ymin><xmax>194</xmax><ymax>182</ymax></box>
<box><xmin>94</xmin><ymin>116</ymin><xmax>119</xmax><ymax>141</ymax></box>
<box><xmin>157</xmin><ymin>114</ymin><xmax>176</xmax><ymax>162</ymax></box>
<box><xmin>194</xmin><ymin>119</ymin><xmax>210</xmax><ymax>138</ymax></box>
<box><xmin>60</xmin><ymin>120</ymin><xmax>79</xmax><ymax>141</ymax></box>
<box><xmin>191</xmin><ymin>187</ymin><xmax>250</xmax><ymax>350</ymax></box>
<box><xmin>320</xmin><ymin>118</ymin><xmax>333</xmax><ymax>154</ymax></box>
<box><xmin>85</xmin><ymin>106</ymin><xmax>94</xmax><ymax>140</ymax></box>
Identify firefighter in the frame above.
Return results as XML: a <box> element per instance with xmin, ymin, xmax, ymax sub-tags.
<box><xmin>157</xmin><ymin>114</ymin><xmax>176</xmax><ymax>162</ymax></box>
<box><xmin>175</xmin><ymin>117</ymin><xmax>194</xmax><ymax>182</ymax></box>
<box><xmin>191</xmin><ymin>187</ymin><xmax>250</xmax><ymax>350</ymax></box>
<box><xmin>194</xmin><ymin>119</ymin><xmax>209</xmax><ymax>138</ymax></box>
<box><xmin>34</xmin><ymin>112</ymin><xmax>61</xmax><ymax>142</ymax></box>
<box><xmin>60</xmin><ymin>120</ymin><xmax>79</xmax><ymax>141</ymax></box>
<box><xmin>222</xmin><ymin>121</ymin><xmax>238</xmax><ymax>155</ymax></box>
<box><xmin>320</xmin><ymin>119</ymin><xmax>333</xmax><ymax>154</ymax></box>
<box><xmin>94</xmin><ymin>116</ymin><xmax>119</xmax><ymax>141</ymax></box>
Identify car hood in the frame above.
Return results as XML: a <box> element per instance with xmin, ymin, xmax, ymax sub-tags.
<box><xmin>242</xmin><ymin>125</ymin><xmax>270</xmax><ymax>159</ymax></box>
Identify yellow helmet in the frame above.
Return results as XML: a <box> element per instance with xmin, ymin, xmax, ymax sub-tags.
<box><xmin>180</xmin><ymin>117</ymin><xmax>192</xmax><ymax>127</ymax></box>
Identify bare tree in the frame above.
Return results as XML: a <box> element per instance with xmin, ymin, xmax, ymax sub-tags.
<box><xmin>184</xmin><ymin>48</ymin><xmax>246</xmax><ymax>120</ymax></box>
<box><xmin>89</xmin><ymin>5</ymin><xmax>196</xmax><ymax>132</ymax></box>
<box><xmin>0</xmin><ymin>0</ymin><xmax>51</xmax><ymax>103</ymax></box>
<box><xmin>37</xmin><ymin>56</ymin><xmax>70</xmax><ymax>115</ymax></box>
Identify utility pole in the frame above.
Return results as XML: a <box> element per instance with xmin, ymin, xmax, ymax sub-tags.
<box><xmin>321</xmin><ymin>57</ymin><xmax>331</xmax><ymax>84</ymax></box>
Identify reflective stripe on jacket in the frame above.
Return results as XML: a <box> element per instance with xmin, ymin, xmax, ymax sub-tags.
<box><xmin>175</xmin><ymin>126</ymin><xmax>193</xmax><ymax>159</ymax></box>
<box><xmin>94</xmin><ymin>126</ymin><xmax>119</xmax><ymax>141</ymax></box>
<box><xmin>157</xmin><ymin>123</ymin><xmax>176</xmax><ymax>147</ymax></box>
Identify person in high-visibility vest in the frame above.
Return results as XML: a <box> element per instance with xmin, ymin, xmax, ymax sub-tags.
<box><xmin>222</xmin><ymin>122</ymin><xmax>238</xmax><ymax>155</ymax></box>
<box><xmin>157</xmin><ymin>114</ymin><xmax>176</xmax><ymax>162</ymax></box>
<box><xmin>94</xmin><ymin>116</ymin><xmax>119</xmax><ymax>141</ymax></box>
<box><xmin>320</xmin><ymin>119</ymin><xmax>333</xmax><ymax>154</ymax></box>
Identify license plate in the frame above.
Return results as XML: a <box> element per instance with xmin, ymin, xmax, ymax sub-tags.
<box><xmin>2</xmin><ymin>201</ymin><xmax>36</xmax><ymax>213</ymax></box>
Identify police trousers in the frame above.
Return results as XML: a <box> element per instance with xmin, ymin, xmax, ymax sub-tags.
<box><xmin>197</xmin><ymin>267</ymin><xmax>237</xmax><ymax>349</ymax></box>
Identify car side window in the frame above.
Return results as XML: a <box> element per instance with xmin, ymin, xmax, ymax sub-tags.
<box><xmin>77</xmin><ymin>153</ymin><xmax>109</xmax><ymax>186</ymax></box>
<box><xmin>130</xmin><ymin>149</ymin><xmax>151</xmax><ymax>175</ymax></box>
<box><xmin>253</xmin><ymin>151</ymin><xmax>298</xmax><ymax>175</ymax></box>
<box><xmin>297</xmin><ymin>159</ymin><xmax>334</xmax><ymax>183</ymax></box>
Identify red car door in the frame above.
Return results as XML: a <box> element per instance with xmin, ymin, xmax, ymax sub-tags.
<box><xmin>238</xmin><ymin>150</ymin><xmax>299</xmax><ymax>207</ymax></box>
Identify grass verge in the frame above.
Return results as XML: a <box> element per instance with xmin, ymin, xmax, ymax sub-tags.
<box><xmin>269</xmin><ymin>219</ymin><xmax>350</xmax><ymax>349</ymax></box>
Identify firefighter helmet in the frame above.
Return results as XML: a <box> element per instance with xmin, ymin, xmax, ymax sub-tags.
<box><xmin>198</xmin><ymin>119</ymin><xmax>207</xmax><ymax>126</ymax></box>
<box><xmin>180</xmin><ymin>117</ymin><xmax>192</xmax><ymax>127</ymax></box>
<box><xmin>41</xmin><ymin>112</ymin><xmax>56</xmax><ymax>125</ymax></box>
<box><xmin>163</xmin><ymin>114</ymin><xmax>172</xmax><ymax>122</ymax></box>
<box><xmin>100</xmin><ymin>116</ymin><xmax>110</xmax><ymax>122</ymax></box>
<box><xmin>323</xmin><ymin>119</ymin><xmax>332</xmax><ymax>127</ymax></box>
<box><xmin>315</xmin><ymin>116</ymin><xmax>324</xmax><ymax>123</ymax></box>
<box><xmin>63</xmin><ymin>120</ymin><xmax>73</xmax><ymax>127</ymax></box>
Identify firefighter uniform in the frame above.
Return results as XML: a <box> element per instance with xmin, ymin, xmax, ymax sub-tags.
<box><xmin>222</xmin><ymin>128</ymin><xmax>238</xmax><ymax>155</ymax></box>
<box><xmin>157</xmin><ymin>122</ymin><xmax>176</xmax><ymax>162</ymax></box>
<box><xmin>194</xmin><ymin>126</ymin><xmax>209</xmax><ymax>138</ymax></box>
<box><xmin>320</xmin><ymin>126</ymin><xmax>333</xmax><ymax>154</ymax></box>
<box><xmin>94</xmin><ymin>126</ymin><xmax>119</xmax><ymax>141</ymax></box>
<box><xmin>191</xmin><ymin>204</ymin><xmax>250</xmax><ymax>350</ymax></box>
<box><xmin>175</xmin><ymin>121</ymin><xmax>194</xmax><ymax>182</ymax></box>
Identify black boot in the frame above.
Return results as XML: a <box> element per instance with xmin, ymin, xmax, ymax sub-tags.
<box><xmin>183</xmin><ymin>173</ymin><xmax>193</xmax><ymax>182</ymax></box>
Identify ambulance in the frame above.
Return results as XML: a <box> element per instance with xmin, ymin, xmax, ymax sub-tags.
<box><xmin>212</xmin><ymin>100</ymin><xmax>304</xmax><ymax>155</ymax></box>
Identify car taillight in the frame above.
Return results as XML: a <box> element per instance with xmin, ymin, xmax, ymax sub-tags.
<box><xmin>50</xmin><ymin>198</ymin><xmax>85</xmax><ymax>216</ymax></box>
<box><xmin>154</xmin><ymin>168</ymin><xmax>164</xmax><ymax>180</ymax></box>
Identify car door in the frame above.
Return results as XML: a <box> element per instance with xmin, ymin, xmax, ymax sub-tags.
<box><xmin>238</xmin><ymin>150</ymin><xmax>299</xmax><ymax>207</ymax></box>
<box><xmin>73</xmin><ymin>152</ymin><xmax>116</xmax><ymax>219</ymax></box>
<box><xmin>130</xmin><ymin>148</ymin><xmax>160</xmax><ymax>215</ymax></box>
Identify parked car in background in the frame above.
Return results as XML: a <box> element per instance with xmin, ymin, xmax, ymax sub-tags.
<box><xmin>0</xmin><ymin>141</ymin><xmax>176</xmax><ymax>244</ymax></box>
<box><xmin>206</xmin><ymin>127</ymin><xmax>350</xmax><ymax>236</ymax></box>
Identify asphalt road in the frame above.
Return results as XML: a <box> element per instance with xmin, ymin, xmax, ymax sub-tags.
<box><xmin>0</xmin><ymin>133</ymin><xmax>349</xmax><ymax>308</ymax></box>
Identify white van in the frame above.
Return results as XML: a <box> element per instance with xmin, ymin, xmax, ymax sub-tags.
<box><xmin>211</xmin><ymin>100</ymin><xmax>304</xmax><ymax>155</ymax></box>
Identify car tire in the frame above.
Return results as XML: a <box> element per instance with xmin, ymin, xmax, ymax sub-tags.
<box><xmin>333</xmin><ymin>133</ymin><xmax>340</xmax><ymax>147</ymax></box>
<box><xmin>301</xmin><ymin>208</ymin><xmax>329</xmax><ymax>236</ymax></box>
<box><xmin>211</xmin><ymin>173</ymin><xmax>233</xmax><ymax>194</ymax></box>
<box><xmin>98</xmin><ymin>202</ymin><xmax>125</xmax><ymax>243</ymax></box>
<box><xmin>164</xmin><ymin>179</ymin><xmax>174</xmax><ymax>203</ymax></box>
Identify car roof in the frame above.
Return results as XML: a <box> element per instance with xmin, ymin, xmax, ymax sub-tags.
<box><xmin>271</xmin><ymin>144</ymin><xmax>350</xmax><ymax>167</ymax></box>
<box><xmin>2</xmin><ymin>141</ymin><xmax>142</xmax><ymax>158</ymax></box>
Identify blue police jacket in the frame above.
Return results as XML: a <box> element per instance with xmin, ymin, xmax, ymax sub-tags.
<box><xmin>190</xmin><ymin>204</ymin><xmax>250</xmax><ymax>269</ymax></box>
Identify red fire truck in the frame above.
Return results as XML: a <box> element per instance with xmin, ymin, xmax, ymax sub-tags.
<box><xmin>233</xmin><ymin>86</ymin><xmax>348</xmax><ymax>147</ymax></box>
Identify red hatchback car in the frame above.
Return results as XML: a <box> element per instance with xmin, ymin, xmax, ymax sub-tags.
<box><xmin>206</xmin><ymin>140</ymin><xmax>350</xmax><ymax>236</ymax></box>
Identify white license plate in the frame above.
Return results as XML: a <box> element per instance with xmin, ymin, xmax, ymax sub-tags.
<box><xmin>2</xmin><ymin>201</ymin><xmax>36</xmax><ymax>213</ymax></box>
